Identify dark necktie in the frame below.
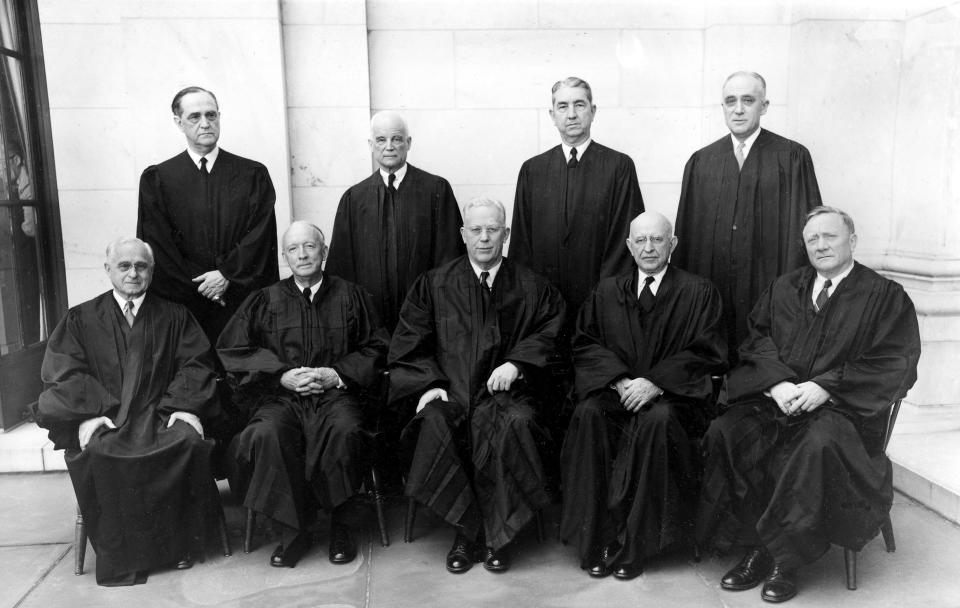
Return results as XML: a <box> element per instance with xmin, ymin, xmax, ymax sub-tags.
<box><xmin>815</xmin><ymin>279</ymin><xmax>832</xmax><ymax>311</ymax></box>
<box><xmin>384</xmin><ymin>174</ymin><xmax>398</xmax><ymax>307</ymax></box>
<box><xmin>200</xmin><ymin>156</ymin><xmax>209</xmax><ymax>175</ymax></box>
<box><xmin>388</xmin><ymin>172</ymin><xmax>396</xmax><ymax>192</ymax></box>
<box><xmin>124</xmin><ymin>300</ymin><xmax>135</xmax><ymax>327</ymax></box>
<box><xmin>479</xmin><ymin>271</ymin><xmax>491</xmax><ymax>319</ymax></box>
<box><xmin>568</xmin><ymin>147</ymin><xmax>578</xmax><ymax>168</ymax></box>
<box><xmin>302</xmin><ymin>286</ymin><xmax>312</xmax><ymax>303</ymax></box>
<box><xmin>639</xmin><ymin>275</ymin><xmax>655</xmax><ymax>313</ymax></box>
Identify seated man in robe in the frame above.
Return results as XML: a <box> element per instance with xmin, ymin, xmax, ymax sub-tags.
<box><xmin>696</xmin><ymin>206</ymin><xmax>921</xmax><ymax>603</ymax></box>
<box><xmin>217</xmin><ymin>221</ymin><xmax>389</xmax><ymax>568</ymax></box>
<box><xmin>389</xmin><ymin>197</ymin><xmax>565</xmax><ymax>574</ymax></box>
<box><xmin>559</xmin><ymin>211</ymin><xmax>727</xmax><ymax>580</ymax></box>
<box><xmin>33</xmin><ymin>237</ymin><xmax>219</xmax><ymax>586</ymax></box>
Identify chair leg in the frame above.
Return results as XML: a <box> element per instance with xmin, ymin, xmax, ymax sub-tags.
<box><xmin>844</xmin><ymin>547</ymin><xmax>857</xmax><ymax>590</ymax></box>
<box><xmin>244</xmin><ymin>508</ymin><xmax>256</xmax><ymax>554</ymax></box>
<box><xmin>74</xmin><ymin>505</ymin><xmax>86</xmax><ymax>576</ymax></box>
<box><xmin>369</xmin><ymin>466</ymin><xmax>390</xmax><ymax>547</ymax></box>
<box><xmin>216</xmin><ymin>498</ymin><xmax>232</xmax><ymax>557</ymax></box>
<box><xmin>404</xmin><ymin>498</ymin><xmax>417</xmax><ymax>543</ymax></box>
<box><xmin>880</xmin><ymin>515</ymin><xmax>896</xmax><ymax>552</ymax></box>
<box><xmin>692</xmin><ymin>544</ymin><xmax>702</xmax><ymax>563</ymax></box>
<box><xmin>535</xmin><ymin>510</ymin><xmax>545</xmax><ymax>543</ymax></box>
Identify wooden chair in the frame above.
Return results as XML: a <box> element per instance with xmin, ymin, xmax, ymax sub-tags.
<box><xmin>843</xmin><ymin>399</ymin><xmax>902</xmax><ymax>590</ymax></box>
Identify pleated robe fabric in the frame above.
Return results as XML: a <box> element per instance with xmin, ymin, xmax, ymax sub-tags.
<box><xmin>137</xmin><ymin>149</ymin><xmax>279</xmax><ymax>343</ymax></box>
<box><xmin>560</xmin><ymin>267</ymin><xmax>727</xmax><ymax>567</ymax></box>
<box><xmin>672</xmin><ymin>129</ymin><xmax>822</xmax><ymax>363</ymax></box>
<box><xmin>216</xmin><ymin>276</ymin><xmax>390</xmax><ymax>531</ymax></box>
<box><xmin>325</xmin><ymin>165</ymin><xmax>465</xmax><ymax>333</ymax></box>
<box><xmin>696</xmin><ymin>263</ymin><xmax>921</xmax><ymax>569</ymax></box>
<box><xmin>388</xmin><ymin>256</ymin><xmax>566</xmax><ymax>549</ymax></box>
<box><xmin>33</xmin><ymin>292</ymin><xmax>219</xmax><ymax>585</ymax></box>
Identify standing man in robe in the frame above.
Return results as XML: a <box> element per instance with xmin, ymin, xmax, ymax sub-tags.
<box><xmin>560</xmin><ymin>212</ymin><xmax>726</xmax><ymax>580</ymax></box>
<box><xmin>673</xmin><ymin>72</ymin><xmax>822</xmax><ymax>363</ymax></box>
<box><xmin>511</xmin><ymin>76</ymin><xmax>644</xmax><ymax>320</ymax></box>
<box><xmin>389</xmin><ymin>197</ymin><xmax>565</xmax><ymax>574</ymax></box>
<box><xmin>696</xmin><ymin>207</ymin><xmax>920</xmax><ymax>603</ymax></box>
<box><xmin>217</xmin><ymin>221</ymin><xmax>389</xmax><ymax>568</ymax></box>
<box><xmin>326</xmin><ymin>111</ymin><xmax>464</xmax><ymax>333</ymax></box>
<box><xmin>33</xmin><ymin>237</ymin><xmax>219</xmax><ymax>586</ymax></box>
<box><xmin>137</xmin><ymin>86</ymin><xmax>279</xmax><ymax>345</ymax></box>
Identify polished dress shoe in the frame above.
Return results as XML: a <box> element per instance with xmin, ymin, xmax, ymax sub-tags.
<box><xmin>270</xmin><ymin>533</ymin><xmax>312</xmax><ymax>568</ymax></box>
<box><xmin>583</xmin><ymin>544</ymin><xmax>613</xmax><ymax>578</ymax></box>
<box><xmin>329</xmin><ymin>524</ymin><xmax>357</xmax><ymax>564</ymax></box>
<box><xmin>761</xmin><ymin>564</ymin><xmax>797</xmax><ymax>603</ymax></box>
<box><xmin>445</xmin><ymin>532</ymin><xmax>479</xmax><ymax>574</ymax></box>
<box><xmin>176</xmin><ymin>554</ymin><xmax>193</xmax><ymax>570</ymax></box>
<box><xmin>482</xmin><ymin>546</ymin><xmax>510</xmax><ymax>573</ymax></box>
<box><xmin>613</xmin><ymin>562</ymin><xmax>643</xmax><ymax>580</ymax></box>
<box><xmin>721</xmin><ymin>546</ymin><xmax>774</xmax><ymax>591</ymax></box>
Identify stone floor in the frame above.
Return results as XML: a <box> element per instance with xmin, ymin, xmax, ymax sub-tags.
<box><xmin>3</xmin><ymin>473</ymin><xmax>960</xmax><ymax>608</ymax></box>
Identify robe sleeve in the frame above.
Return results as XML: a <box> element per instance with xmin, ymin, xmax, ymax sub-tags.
<box><xmin>137</xmin><ymin>165</ymin><xmax>206</xmax><ymax>287</ymax></box>
<box><xmin>508</xmin><ymin>163</ymin><xmax>534</xmax><ymax>266</ymax></box>
<box><xmin>778</xmin><ymin>147</ymin><xmax>823</xmax><ymax>274</ymax></box>
<box><xmin>727</xmin><ymin>284</ymin><xmax>799</xmax><ymax>401</ymax></box>
<box><xmin>809</xmin><ymin>283</ymin><xmax>920</xmax><ymax>417</ymax></box>
<box><xmin>504</xmin><ymin>281</ymin><xmax>566</xmax><ymax>372</ymax></box>
<box><xmin>325</xmin><ymin>189</ymin><xmax>357</xmax><ymax>280</ymax></box>
<box><xmin>155</xmin><ymin>307</ymin><xmax>219</xmax><ymax>418</ymax></box>
<box><xmin>597</xmin><ymin>156</ymin><xmax>644</xmax><ymax>280</ymax></box>
<box><xmin>33</xmin><ymin>309</ymin><xmax>122</xmax><ymax>448</ymax></box>
<box><xmin>433</xmin><ymin>177</ymin><xmax>465</xmax><ymax>265</ymax></box>
<box><xmin>216</xmin><ymin>290</ymin><xmax>290</xmax><ymax>391</ymax></box>
<box><xmin>645</xmin><ymin>282</ymin><xmax>727</xmax><ymax>398</ymax></box>
<box><xmin>387</xmin><ymin>273</ymin><xmax>450</xmax><ymax>405</ymax></box>
<box><xmin>217</xmin><ymin>164</ymin><xmax>278</xmax><ymax>288</ymax></box>
<box><xmin>572</xmin><ymin>288</ymin><xmax>634</xmax><ymax>397</ymax></box>
<box><xmin>671</xmin><ymin>153</ymin><xmax>700</xmax><ymax>271</ymax></box>
<box><xmin>330</xmin><ymin>287</ymin><xmax>390</xmax><ymax>390</ymax></box>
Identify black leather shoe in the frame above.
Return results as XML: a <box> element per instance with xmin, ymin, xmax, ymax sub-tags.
<box><xmin>176</xmin><ymin>554</ymin><xmax>193</xmax><ymax>570</ymax></box>
<box><xmin>445</xmin><ymin>533</ymin><xmax>479</xmax><ymax>574</ymax></box>
<box><xmin>613</xmin><ymin>562</ymin><xmax>643</xmax><ymax>580</ymax></box>
<box><xmin>761</xmin><ymin>564</ymin><xmax>797</xmax><ymax>603</ymax></box>
<box><xmin>329</xmin><ymin>524</ymin><xmax>357</xmax><ymax>564</ymax></box>
<box><xmin>270</xmin><ymin>533</ymin><xmax>312</xmax><ymax>568</ymax></box>
<box><xmin>482</xmin><ymin>546</ymin><xmax>510</xmax><ymax>573</ymax></box>
<box><xmin>721</xmin><ymin>546</ymin><xmax>774</xmax><ymax>591</ymax></box>
<box><xmin>584</xmin><ymin>544</ymin><xmax>613</xmax><ymax>578</ymax></box>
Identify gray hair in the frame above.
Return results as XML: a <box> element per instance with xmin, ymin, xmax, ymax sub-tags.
<box><xmin>462</xmin><ymin>197</ymin><xmax>507</xmax><ymax>225</ymax></box>
<box><xmin>105</xmin><ymin>237</ymin><xmax>154</xmax><ymax>265</ymax></box>
<box><xmin>551</xmin><ymin>76</ymin><xmax>593</xmax><ymax>105</ymax></box>
<box><xmin>369</xmin><ymin>111</ymin><xmax>409</xmax><ymax>137</ymax></box>
<box><xmin>723</xmin><ymin>71</ymin><xmax>767</xmax><ymax>98</ymax></box>
<box><xmin>171</xmin><ymin>86</ymin><xmax>218</xmax><ymax>116</ymax></box>
<box><xmin>805</xmin><ymin>206</ymin><xmax>856</xmax><ymax>234</ymax></box>
<box><xmin>283</xmin><ymin>220</ymin><xmax>327</xmax><ymax>246</ymax></box>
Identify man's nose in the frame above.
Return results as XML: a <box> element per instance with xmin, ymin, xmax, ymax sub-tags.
<box><xmin>734</xmin><ymin>100</ymin><xmax>745</xmax><ymax>114</ymax></box>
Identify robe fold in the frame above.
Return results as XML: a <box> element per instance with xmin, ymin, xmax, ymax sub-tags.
<box><xmin>510</xmin><ymin>142</ymin><xmax>644</xmax><ymax>316</ymax></box>
<box><xmin>696</xmin><ymin>262</ymin><xmax>921</xmax><ymax>569</ymax></box>
<box><xmin>560</xmin><ymin>267</ymin><xmax>726</xmax><ymax>567</ymax></box>
<box><xmin>33</xmin><ymin>292</ymin><xmax>219</xmax><ymax>585</ymax></box>
<box><xmin>326</xmin><ymin>164</ymin><xmax>465</xmax><ymax>332</ymax></box>
<box><xmin>389</xmin><ymin>256</ymin><xmax>565</xmax><ymax>548</ymax></box>
<box><xmin>216</xmin><ymin>276</ymin><xmax>390</xmax><ymax>531</ymax></box>
<box><xmin>673</xmin><ymin>129</ymin><xmax>821</xmax><ymax>362</ymax></box>
<box><xmin>137</xmin><ymin>149</ymin><xmax>279</xmax><ymax>342</ymax></box>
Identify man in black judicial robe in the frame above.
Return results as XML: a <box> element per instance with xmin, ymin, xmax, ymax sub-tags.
<box><xmin>673</xmin><ymin>72</ymin><xmax>821</xmax><ymax>364</ymax></box>
<box><xmin>217</xmin><ymin>221</ymin><xmax>389</xmax><ymax>568</ymax></box>
<box><xmin>326</xmin><ymin>111</ymin><xmax>464</xmax><ymax>333</ymax></box>
<box><xmin>559</xmin><ymin>212</ymin><xmax>726</xmax><ymax>581</ymax></box>
<box><xmin>389</xmin><ymin>198</ymin><xmax>565</xmax><ymax>574</ymax></box>
<box><xmin>137</xmin><ymin>86</ymin><xmax>279</xmax><ymax>344</ymax></box>
<box><xmin>511</xmin><ymin>77</ymin><xmax>644</xmax><ymax>320</ymax></box>
<box><xmin>32</xmin><ymin>237</ymin><xmax>219</xmax><ymax>586</ymax></box>
<box><xmin>696</xmin><ymin>207</ymin><xmax>921</xmax><ymax>603</ymax></box>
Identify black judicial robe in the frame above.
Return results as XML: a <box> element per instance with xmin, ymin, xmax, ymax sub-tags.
<box><xmin>511</xmin><ymin>142</ymin><xmax>644</xmax><ymax>315</ymax></box>
<box><xmin>673</xmin><ymin>129</ymin><xmax>821</xmax><ymax>362</ymax></box>
<box><xmin>33</xmin><ymin>292</ymin><xmax>218</xmax><ymax>585</ymax></box>
<box><xmin>137</xmin><ymin>149</ymin><xmax>279</xmax><ymax>342</ymax></box>
<box><xmin>388</xmin><ymin>256</ymin><xmax>565</xmax><ymax>548</ymax></box>
<box><xmin>216</xmin><ymin>276</ymin><xmax>389</xmax><ymax>528</ymax></box>
<box><xmin>560</xmin><ymin>267</ymin><xmax>726</xmax><ymax>565</ymax></box>
<box><xmin>326</xmin><ymin>164</ymin><xmax>465</xmax><ymax>332</ymax></box>
<box><xmin>696</xmin><ymin>263</ymin><xmax>921</xmax><ymax>568</ymax></box>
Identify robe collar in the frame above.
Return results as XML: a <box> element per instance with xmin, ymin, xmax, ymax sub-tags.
<box><xmin>378</xmin><ymin>162</ymin><xmax>408</xmax><ymax>188</ymax></box>
<box><xmin>730</xmin><ymin>127</ymin><xmax>762</xmax><ymax>161</ymax></box>
<box><xmin>186</xmin><ymin>146</ymin><xmax>220</xmax><ymax>172</ymax></box>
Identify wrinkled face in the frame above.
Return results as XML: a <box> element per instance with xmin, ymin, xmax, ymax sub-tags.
<box><xmin>369</xmin><ymin>119</ymin><xmax>411</xmax><ymax>172</ymax></box>
<box><xmin>722</xmin><ymin>74</ymin><xmax>768</xmax><ymax>140</ymax></box>
<box><xmin>175</xmin><ymin>91</ymin><xmax>220</xmax><ymax>154</ymax></box>
<box><xmin>461</xmin><ymin>204</ymin><xmax>509</xmax><ymax>270</ymax></box>
<box><xmin>626</xmin><ymin>216</ymin><xmax>677</xmax><ymax>275</ymax></box>
<box><xmin>282</xmin><ymin>224</ymin><xmax>327</xmax><ymax>282</ymax></box>
<box><xmin>803</xmin><ymin>213</ymin><xmax>857</xmax><ymax>278</ymax></box>
<box><xmin>105</xmin><ymin>242</ymin><xmax>153</xmax><ymax>298</ymax></box>
<box><xmin>550</xmin><ymin>85</ymin><xmax>596</xmax><ymax>146</ymax></box>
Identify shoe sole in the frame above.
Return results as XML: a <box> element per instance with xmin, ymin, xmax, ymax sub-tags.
<box><xmin>761</xmin><ymin>591</ymin><xmax>797</xmax><ymax>603</ymax></box>
<box><xmin>721</xmin><ymin>580</ymin><xmax>764</xmax><ymax>591</ymax></box>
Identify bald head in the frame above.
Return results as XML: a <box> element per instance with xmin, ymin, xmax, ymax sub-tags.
<box><xmin>369</xmin><ymin>111</ymin><xmax>412</xmax><ymax>173</ymax></box>
<box><xmin>626</xmin><ymin>212</ymin><xmax>677</xmax><ymax>275</ymax></box>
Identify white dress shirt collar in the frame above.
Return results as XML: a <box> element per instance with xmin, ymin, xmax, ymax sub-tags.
<box><xmin>112</xmin><ymin>291</ymin><xmax>147</xmax><ymax>317</ymax></box>
<box><xmin>186</xmin><ymin>146</ymin><xmax>220</xmax><ymax>172</ymax></box>
<box><xmin>638</xmin><ymin>266</ymin><xmax>669</xmax><ymax>298</ymax></box>
<box><xmin>561</xmin><ymin>139</ymin><xmax>592</xmax><ymax>164</ymax></box>
<box><xmin>379</xmin><ymin>163</ymin><xmax>408</xmax><ymax>188</ymax></box>
<box><xmin>469</xmin><ymin>258</ymin><xmax>503</xmax><ymax>286</ymax></box>
<box><xmin>730</xmin><ymin>128</ymin><xmax>762</xmax><ymax>161</ymax></box>
<box><xmin>812</xmin><ymin>262</ymin><xmax>854</xmax><ymax>306</ymax></box>
<box><xmin>294</xmin><ymin>276</ymin><xmax>324</xmax><ymax>302</ymax></box>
